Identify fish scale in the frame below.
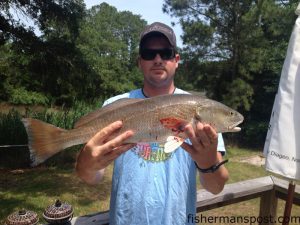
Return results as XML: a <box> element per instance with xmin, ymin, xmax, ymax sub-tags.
<box><xmin>120</xmin><ymin>102</ymin><xmax>195</xmax><ymax>143</ymax></box>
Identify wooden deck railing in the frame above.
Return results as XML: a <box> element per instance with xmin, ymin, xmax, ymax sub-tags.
<box><xmin>61</xmin><ymin>176</ymin><xmax>300</xmax><ymax>225</ymax></box>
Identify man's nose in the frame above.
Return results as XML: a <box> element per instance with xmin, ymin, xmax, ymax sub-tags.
<box><xmin>153</xmin><ymin>53</ymin><xmax>163</xmax><ymax>63</ymax></box>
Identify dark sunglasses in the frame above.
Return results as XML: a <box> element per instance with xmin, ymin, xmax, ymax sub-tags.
<box><xmin>140</xmin><ymin>48</ymin><xmax>176</xmax><ymax>60</ymax></box>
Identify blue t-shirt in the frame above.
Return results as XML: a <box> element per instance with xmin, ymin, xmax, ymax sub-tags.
<box><xmin>104</xmin><ymin>88</ymin><xmax>226</xmax><ymax>225</ymax></box>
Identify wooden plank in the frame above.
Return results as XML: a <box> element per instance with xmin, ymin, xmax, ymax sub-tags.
<box><xmin>196</xmin><ymin>176</ymin><xmax>274</xmax><ymax>212</ymax></box>
<box><xmin>272</xmin><ymin>176</ymin><xmax>300</xmax><ymax>195</ymax></box>
<box><xmin>276</xmin><ymin>192</ymin><xmax>300</xmax><ymax>206</ymax></box>
<box><xmin>70</xmin><ymin>211</ymin><xmax>109</xmax><ymax>225</ymax></box>
<box><xmin>272</xmin><ymin>176</ymin><xmax>300</xmax><ymax>206</ymax></box>
<box><xmin>49</xmin><ymin>176</ymin><xmax>285</xmax><ymax>225</ymax></box>
<box><xmin>259</xmin><ymin>189</ymin><xmax>278</xmax><ymax>225</ymax></box>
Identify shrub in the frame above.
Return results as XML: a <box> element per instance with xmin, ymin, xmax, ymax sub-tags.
<box><xmin>0</xmin><ymin>101</ymin><xmax>100</xmax><ymax>168</ymax></box>
<box><xmin>8</xmin><ymin>87</ymin><xmax>49</xmax><ymax>105</ymax></box>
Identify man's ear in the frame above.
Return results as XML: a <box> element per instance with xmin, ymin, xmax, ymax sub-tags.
<box><xmin>175</xmin><ymin>54</ymin><xmax>180</xmax><ymax>68</ymax></box>
<box><xmin>175</xmin><ymin>53</ymin><xmax>180</xmax><ymax>62</ymax></box>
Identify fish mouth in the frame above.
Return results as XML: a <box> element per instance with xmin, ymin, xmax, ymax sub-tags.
<box><xmin>228</xmin><ymin>121</ymin><xmax>243</xmax><ymax>132</ymax></box>
<box><xmin>229</xmin><ymin>127</ymin><xmax>241</xmax><ymax>132</ymax></box>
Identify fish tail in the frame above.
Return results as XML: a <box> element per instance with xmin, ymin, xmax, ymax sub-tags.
<box><xmin>22</xmin><ymin>118</ymin><xmax>68</xmax><ymax>166</ymax></box>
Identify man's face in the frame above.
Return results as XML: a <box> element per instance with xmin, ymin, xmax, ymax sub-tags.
<box><xmin>138</xmin><ymin>36</ymin><xmax>180</xmax><ymax>89</ymax></box>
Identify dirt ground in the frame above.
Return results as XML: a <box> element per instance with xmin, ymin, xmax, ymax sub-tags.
<box><xmin>235</xmin><ymin>155</ymin><xmax>266</xmax><ymax>167</ymax></box>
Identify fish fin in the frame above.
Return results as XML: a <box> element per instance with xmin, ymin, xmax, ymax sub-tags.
<box><xmin>74</xmin><ymin>98</ymin><xmax>143</xmax><ymax>128</ymax></box>
<box><xmin>164</xmin><ymin>136</ymin><xmax>184</xmax><ymax>153</ymax></box>
<box><xmin>22</xmin><ymin>118</ymin><xmax>67</xmax><ymax>166</ymax></box>
<box><xmin>187</xmin><ymin>91</ymin><xmax>207</xmax><ymax>97</ymax></box>
<box><xmin>159</xmin><ymin>117</ymin><xmax>186</xmax><ymax>134</ymax></box>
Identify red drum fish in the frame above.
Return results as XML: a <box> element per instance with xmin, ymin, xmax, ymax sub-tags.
<box><xmin>22</xmin><ymin>94</ymin><xmax>244</xmax><ymax>166</ymax></box>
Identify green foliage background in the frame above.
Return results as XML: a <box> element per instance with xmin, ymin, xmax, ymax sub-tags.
<box><xmin>166</xmin><ymin>0</ymin><xmax>298</xmax><ymax>147</ymax></box>
<box><xmin>0</xmin><ymin>0</ymin><xmax>299</xmax><ymax>151</ymax></box>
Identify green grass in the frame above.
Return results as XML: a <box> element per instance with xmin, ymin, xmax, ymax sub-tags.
<box><xmin>1</xmin><ymin>147</ymin><xmax>299</xmax><ymax>224</ymax></box>
<box><xmin>226</xmin><ymin>146</ymin><xmax>263</xmax><ymax>158</ymax></box>
<box><xmin>0</xmin><ymin>164</ymin><xmax>114</xmax><ymax>224</ymax></box>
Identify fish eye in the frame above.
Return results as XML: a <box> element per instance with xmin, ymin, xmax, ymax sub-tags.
<box><xmin>230</xmin><ymin>111</ymin><xmax>235</xmax><ymax>116</ymax></box>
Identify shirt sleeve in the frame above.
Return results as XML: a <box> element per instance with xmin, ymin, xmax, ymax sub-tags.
<box><xmin>217</xmin><ymin>133</ymin><xmax>226</xmax><ymax>156</ymax></box>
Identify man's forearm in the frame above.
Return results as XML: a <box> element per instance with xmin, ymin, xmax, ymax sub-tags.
<box><xmin>76</xmin><ymin>163</ymin><xmax>105</xmax><ymax>185</ymax></box>
<box><xmin>198</xmin><ymin>153</ymin><xmax>229</xmax><ymax>194</ymax></box>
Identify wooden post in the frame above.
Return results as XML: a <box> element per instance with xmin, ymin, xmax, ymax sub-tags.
<box><xmin>259</xmin><ymin>189</ymin><xmax>278</xmax><ymax>225</ymax></box>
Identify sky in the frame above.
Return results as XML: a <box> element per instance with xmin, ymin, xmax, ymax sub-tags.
<box><xmin>84</xmin><ymin>0</ymin><xmax>183</xmax><ymax>46</ymax></box>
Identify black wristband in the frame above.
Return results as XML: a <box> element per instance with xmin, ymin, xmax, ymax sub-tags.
<box><xmin>195</xmin><ymin>159</ymin><xmax>228</xmax><ymax>173</ymax></box>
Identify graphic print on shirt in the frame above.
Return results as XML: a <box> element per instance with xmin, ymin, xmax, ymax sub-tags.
<box><xmin>131</xmin><ymin>142</ymin><xmax>173</xmax><ymax>162</ymax></box>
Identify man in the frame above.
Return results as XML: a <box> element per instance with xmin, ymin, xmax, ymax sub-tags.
<box><xmin>76</xmin><ymin>22</ymin><xmax>229</xmax><ymax>225</ymax></box>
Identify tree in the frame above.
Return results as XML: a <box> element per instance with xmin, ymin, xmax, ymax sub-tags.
<box><xmin>0</xmin><ymin>0</ymin><xmax>94</xmax><ymax>105</ymax></box>
<box><xmin>77</xmin><ymin>3</ymin><xmax>146</xmax><ymax>99</ymax></box>
<box><xmin>163</xmin><ymin>0</ymin><xmax>297</xmax><ymax>146</ymax></box>
<box><xmin>0</xmin><ymin>1</ymin><xmax>148</xmax><ymax>105</ymax></box>
<box><xmin>164</xmin><ymin>0</ymin><xmax>297</xmax><ymax>107</ymax></box>
<box><xmin>164</xmin><ymin>0</ymin><xmax>259</xmax><ymax>111</ymax></box>
<box><xmin>0</xmin><ymin>0</ymin><xmax>85</xmax><ymax>47</ymax></box>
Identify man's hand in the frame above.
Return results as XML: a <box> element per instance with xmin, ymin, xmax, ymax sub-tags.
<box><xmin>181</xmin><ymin>122</ymin><xmax>219</xmax><ymax>168</ymax></box>
<box><xmin>181</xmin><ymin>121</ymin><xmax>229</xmax><ymax>194</ymax></box>
<box><xmin>76</xmin><ymin>121</ymin><xmax>135</xmax><ymax>185</ymax></box>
